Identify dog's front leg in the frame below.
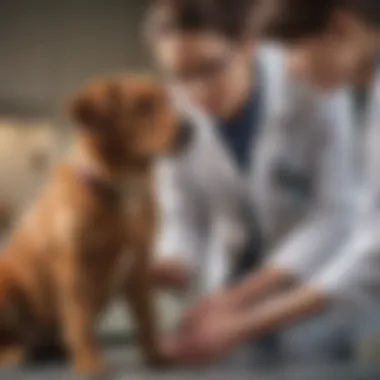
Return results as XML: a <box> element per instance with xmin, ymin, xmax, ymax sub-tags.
<box><xmin>53</xmin><ymin>253</ymin><xmax>104</xmax><ymax>374</ymax></box>
<box><xmin>124</xmin><ymin>245</ymin><xmax>166</xmax><ymax>367</ymax></box>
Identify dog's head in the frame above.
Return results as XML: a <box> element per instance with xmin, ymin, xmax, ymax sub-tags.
<box><xmin>70</xmin><ymin>75</ymin><xmax>191</xmax><ymax>167</ymax></box>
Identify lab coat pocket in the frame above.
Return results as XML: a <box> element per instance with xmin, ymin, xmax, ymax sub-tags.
<box><xmin>273</xmin><ymin>161</ymin><xmax>313</xmax><ymax>214</ymax></box>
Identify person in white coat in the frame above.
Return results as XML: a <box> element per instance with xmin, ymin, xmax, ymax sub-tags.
<box><xmin>150</xmin><ymin>0</ymin><xmax>355</xmax><ymax>296</ymax></box>
<box><xmin>163</xmin><ymin>0</ymin><xmax>380</xmax><ymax>364</ymax></box>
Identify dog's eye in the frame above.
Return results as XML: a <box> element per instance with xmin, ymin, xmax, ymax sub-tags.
<box><xmin>134</xmin><ymin>96</ymin><xmax>157</xmax><ymax>117</ymax></box>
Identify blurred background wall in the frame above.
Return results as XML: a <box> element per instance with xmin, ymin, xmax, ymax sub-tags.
<box><xmin>0</xmin><ymin>0</ymin><xmax>152</xmax><ymax>227</ymax></box>
<box><xmin>0</xmin><ymin>0</ymin><xmax>150</xmax><ymax>117</ymax></box>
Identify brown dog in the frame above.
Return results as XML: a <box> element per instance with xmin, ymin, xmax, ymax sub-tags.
<box><xmin>0</xmin><ymin>75</ymin><xmax>182</xmax><ymax>374</ymax></box>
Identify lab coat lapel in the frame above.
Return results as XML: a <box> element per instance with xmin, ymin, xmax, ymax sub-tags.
<box><xmin>248</xmin><ymin>45</ymin><xmax>290</xmax><ymax>236</ymax></box>
<box><xmin>362</xmin><ymin>70</ymin><xmax>380</xmax><ymax>205</ymax></box>
<box><xmin>189</xmin><ymin>106</ymin><xmax>248</xmax><ymax>212</ymax></box>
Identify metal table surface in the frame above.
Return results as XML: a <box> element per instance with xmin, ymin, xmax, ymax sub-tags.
<box><xmin>1</xmin><ymin>346</ymin><xmax>380</xmax><ymax>380</ymax></box>
<box><xmin>1</xmin><ymin>301</ymin><xmax>380</xmax><ymax>379</ymax></box>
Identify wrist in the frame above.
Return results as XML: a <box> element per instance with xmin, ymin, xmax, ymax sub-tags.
<box><xmin>239</xmin><ymin>285</ymin><xmax>328</xmax><ymax>340</ymax></box>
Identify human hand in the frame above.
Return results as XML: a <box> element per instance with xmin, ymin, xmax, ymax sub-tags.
<box><xmin>180</xmin><ymin>291</ymin><xmax>232</xmax><ymax>332</ymax></box>
<box><xmin>162</xmin><ymin>310</ymin><xmax>244</xmax><ymax>365</ymax></box>
<box><xmin>152</xmin><ymin>259</ymin><xmax>192</xmax><ymax>290</ymax></box>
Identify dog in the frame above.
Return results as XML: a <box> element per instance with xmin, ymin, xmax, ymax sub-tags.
<box><xmin>0</xmin><ymin>75</ymin><xmax>186</xmax><ymax>374</ymax></box>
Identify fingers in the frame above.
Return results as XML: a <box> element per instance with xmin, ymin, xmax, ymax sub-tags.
<box><xmin>180</xmin><ymin>298</ymin><xmax>214</xmax><ymax>331</ymax></box>
<box><xmin>152</xmin><ymin>259</ymin><xmax>192</xmax><ymax>290</ymax></box>
<box><xmin>161</xmin><ymin>326</ymin><xmax>212</xmax><ymax>365</ymax></box>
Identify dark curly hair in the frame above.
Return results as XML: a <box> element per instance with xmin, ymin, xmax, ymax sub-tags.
<box><xmin>260</xmin><ymin>0</ymin><xmax>335</xmax><ymax>42</ymax></box>
<box><xmin>343</xmin><ymin>0</ymin><xmax>380</xmax><ymax>28</ymax></box>
<box><xmin>260</xmin><ymin>0</ymin><xmax>380</xmax><ymax>42</ymax></box>
<box><xmin>147</xmin><ymin>0</ymin><xmax>257</xmax><ymax>40</ymax></box>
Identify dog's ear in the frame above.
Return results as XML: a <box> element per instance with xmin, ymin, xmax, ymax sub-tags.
<box><xmin>70</xmin><ymin>91</ymin><xmax>102</xmax><ymax>128</ymax></box>
<box><xmin>69</xmin><ymin>81</ymin><xmax>124</xmax><ymax>129</ymax></box>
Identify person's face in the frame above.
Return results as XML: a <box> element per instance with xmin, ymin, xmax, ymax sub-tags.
<box><xmin>286</xmin><ymin>12</ymin><xmax>376</xmax><ymax>89</ymax></box>
<box><xmin>152</xmin><ymin>32</ymin><xmax>253</xmax><ymax>118</ymax></box>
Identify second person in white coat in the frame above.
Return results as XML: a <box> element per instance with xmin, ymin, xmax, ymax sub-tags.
<box><xmin>163</xmin><ymin>0</ymin><xmax>380</xmax><ymax>364</ymax></box>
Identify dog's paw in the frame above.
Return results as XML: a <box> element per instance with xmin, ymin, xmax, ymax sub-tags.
<box><xmin>0</xmin><ymin>346</ymin><xmax>25</xmax><ymax>367</ymax></box>
<box><xmin>145</xmin><ymin>351</ymin><xmax>175</xmax><ymax>369</ymax></box>
<box><xmin>73</xmin><ymin>352</ymin><xmax>106</xmax><ymax>375</ymax></box>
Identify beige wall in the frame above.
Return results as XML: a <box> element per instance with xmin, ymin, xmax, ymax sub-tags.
<box><xmin>0</xmin><ymin>119</ymin><xmax>60</xmax><ymax>221</ymax></box>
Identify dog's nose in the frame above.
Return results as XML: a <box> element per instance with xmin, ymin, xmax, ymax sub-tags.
<box><xmin>174</xmin><ymin>118</ymin><xmax>194</xmax><ymax>154</ymax></box>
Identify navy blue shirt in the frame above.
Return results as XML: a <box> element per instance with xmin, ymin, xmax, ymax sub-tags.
<box><xmin>216</xmin><ymin>76</ymin><xmax>264</xmax><ymax>279</ymax></box>
<box><xmin>218</xmin><ymin>80</ymin><xmax>262</xmax><ymax>173</ymax></box>
<box><xmin>218</xmin><ymin>75</ymin><xmax>280</xmax><ymax>350</ymax></box>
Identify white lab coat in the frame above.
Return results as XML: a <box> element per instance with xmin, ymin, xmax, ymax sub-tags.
<box><xmin>311</xmin><ymin>71</ymin><xmax>380</xmax><ymax>311</ymax></box>
<box><xmin>155</xmin><ymin>44</ymin><xmax>357</xmax><ymax>293</ymax></box>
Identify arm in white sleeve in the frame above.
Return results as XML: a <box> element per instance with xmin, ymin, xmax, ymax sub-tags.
<box><xmin>310</xmin><ymin>216</ymin><xmax>380</xmax><ymax>312</ymax></box>
<box><xmin>311</xmin><ymin>83</ymin><xmax>380</xmax><ymax>311</ymax></box>
<box><xmin>269</xmin><ymin>92</ymin><xmax>355</xmax><ymax>281</ymax></box>
<box><xmin>155</xmin><ymin>161</ymin><xmax>209</xmax><ymax>271</ymax></box>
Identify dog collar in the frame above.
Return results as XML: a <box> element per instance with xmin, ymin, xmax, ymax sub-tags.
<box><xmin>77</xmin><ymin>168</ymin><xmax>123</xmax><ymax>206</ymax></box>
<box><xmin>76</xmin><ymin>167</ymin><xmax>147</xmax><ymax>210</ymax></box>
